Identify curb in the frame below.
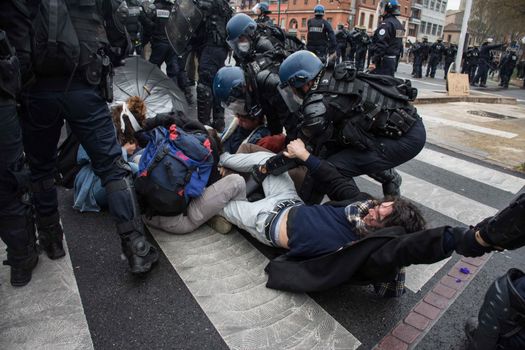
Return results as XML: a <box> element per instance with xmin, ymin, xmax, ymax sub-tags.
<box><xmin>374</xmin><ymin>254</ymin><xmax>492</xmax><ymax>350</ymax></box>
<box><xmin>414</xmin><ymin>96</ymin><xmax>517</xmax><ymax>105</ymax></box>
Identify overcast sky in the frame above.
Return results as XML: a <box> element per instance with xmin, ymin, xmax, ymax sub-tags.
<box><xmin>447</xmin><ymin>0</ymin><xmax>461</xmax><ymax>10</ymax></box>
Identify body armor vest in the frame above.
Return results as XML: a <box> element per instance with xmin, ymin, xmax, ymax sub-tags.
<box><xmin>307</xmin><ymin>17</ymin><xmax>326</xmax><ymax>47</ymax></box>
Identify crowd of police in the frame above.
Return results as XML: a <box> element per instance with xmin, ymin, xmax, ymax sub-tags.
<box><xmin>1</xmin><ymin>1</ymin><xmax>524</xmax><ymax>349</ymax></box>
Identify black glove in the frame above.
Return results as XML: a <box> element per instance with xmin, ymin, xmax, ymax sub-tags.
<box><xmin>476</xmin><ymin>193</ymin><xmax>525</xmax><ymax>250</ymax></box>
<box><xmin>451</xmin><ymin>226</ymin><xmax>491</xmax><ymax>258</ymax></box>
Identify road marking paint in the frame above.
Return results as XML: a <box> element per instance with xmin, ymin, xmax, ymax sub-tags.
<box><xmin>0</xmin><ymin>240</ymin><xmax>94</xmax><ymax>350</ymax></box>
<box><xmin>416</xmin><ymin>148</ymin><xmax>525</xmax><ymax>193</ymax></box>
<box><xmin>422</xmin><ymin>115</ymin><xmax>518</xmax><ymax>138</ymax></box>
<box><xmin>149</xmin><ymin>225</ymin><xmax>361</xmax><ymax>350</ymax></box>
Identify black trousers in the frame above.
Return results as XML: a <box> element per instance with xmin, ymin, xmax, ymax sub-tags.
<box><xmin>373</xmin><ymin>56</ymin><xmax>397</xmax><ymax>77</ymax></box>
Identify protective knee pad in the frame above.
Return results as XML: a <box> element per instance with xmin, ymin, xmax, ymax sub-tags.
<box><xmin>197</xmin><ymin>83</ymin><xmax>213</xmax><ymax>125</ymax></box>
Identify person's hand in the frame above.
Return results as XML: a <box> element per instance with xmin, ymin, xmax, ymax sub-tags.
<box><xmin>283</xmin><ymin>139</ymin><xmax>310</xmax><ymax>161</ymax></box>
<box><xmin>368</xmin><ymin>63</ymin><xmax>376</xmax><ymax>71</ymax></box>
<box><xmin>219</xmin><ymin>166</ymin><xmax>227</xmax><ymax>177</ymax></box>
<box><xmin>123</xmin><ymin>142</ymin><xmax>137</xmax><ymax>156</ymax></box>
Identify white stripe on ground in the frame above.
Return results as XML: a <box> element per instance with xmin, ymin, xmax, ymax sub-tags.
<box><xmin>359</xmin><ymin>170</ymin><xmax>499</xmax><ymax>292</ymax></box>
<box><xmin>148</xmin><ymin>225</ymin><xmax>361</xmax><ymax>350</ymax></box>
<box><xmin>416</xmin><ymin>148</ymin><xmax>525</xmax><ymax>193</ymax></box>
<box><xmin>0</xmin><ymin>240</ymin><xmax>94</xmax><ymax>350</ymax></box>
<box><xmin>422</xmin><ymin>115</ymin><xmax>518</xmax><ymax>138</ymax></box>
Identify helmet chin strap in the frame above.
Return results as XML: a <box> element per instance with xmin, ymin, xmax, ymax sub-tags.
<box><xmin>120</xmin><ymin>101</ymin><xmax>143</xmax><ymax>133</ymax></box>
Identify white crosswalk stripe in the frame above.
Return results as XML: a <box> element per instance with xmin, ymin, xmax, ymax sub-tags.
<box><xmin>2</xmin><ymin>144</ymin><xmax>523</xmax><ymax>349</ymax></box>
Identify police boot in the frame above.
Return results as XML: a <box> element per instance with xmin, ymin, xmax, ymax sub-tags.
<box><xmin>106</xmin><ymin>176</ymin><xmax>159</xmax><ymax>274</ymax></box>
<box><xmin>197</xmin><ymin>83</ymin><xmax>213</xmax><ymax>126</ymax></box>
<box><xmin>465</xmin><ymin>268</ymin><xmax>525</xmax><ymax>350</ymax></box>
<box><xmin>474</xmin><ymin>193</ymin><xmax>525</xmax><ymax>251</ymax></box>
<box><xmin>1</xmin><ymin>214</ymin><xmax>39</xmax><ymax>287</ymax></box>
<box><xmin>368</xmin><ymin>169</ymin><xmax>402</xmax><ymax>197</ymax></box>
<box><xmin>36</xmin><ymin>212</ymin><xmax>66</xmax><ymax>260</ymax></box>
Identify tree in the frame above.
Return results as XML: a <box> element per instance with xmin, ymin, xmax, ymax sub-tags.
<box><xmin>468</xmin><ymin>0</ymin><xmax>525</xmax><ymax>44</ymax></box>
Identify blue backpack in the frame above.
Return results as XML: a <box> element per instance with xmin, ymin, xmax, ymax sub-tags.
<box><xmin>135</xmin><ymin>124</ymin><xmax>213</xmax><ymax>216</ymax></box>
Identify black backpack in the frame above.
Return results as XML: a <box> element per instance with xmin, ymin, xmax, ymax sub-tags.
<box><xmin>32</xmin><ymin>0</ymin><xmax>80</xmax><ymax>76</ymax></box>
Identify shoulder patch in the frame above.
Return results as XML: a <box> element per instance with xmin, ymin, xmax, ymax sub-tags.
<box><xmin>378</xmin><ymin>28</ymin><xmax>386</xmax><ymax>36</ymax></box>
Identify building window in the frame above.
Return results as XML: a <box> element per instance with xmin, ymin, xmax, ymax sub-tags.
<box><xmin>327</xmin><ymin>17</ymin><xmax>333</xmax><ymax>24</ymax></box>
<box><xmin>368</xmin><ymin>14</ymin><xmax>374</xmax><ymax>29</ymax></box>
<box><xmin>304</xmin><ymin>0</ymin><xmax>308</xmax><ymax>5</ymax></box>
<box><xmin>405</xmin><ymin>6</ymin><xmax>407</xmax><ymax>14</ymax></box>
<box><xmin>360</xmin><ymin>12</ymin><xmax>365</xmax><ymax>26</ymax></box>
<box><xmin>432</xmin><ymin>23</ymin><xmax>437</xmax><ymax>35</ymax></box>
<box><xmin>409</xmin><ymin>27</ymin><xmax>416</xmax><ymax>36</ymax></box>
<box><xmin>441</xmin><ymin>1</ymin><xmax>446</xmax><ymax>12</ymax></box>
<box><xmin>447</xmin><ymin>34</ymin><xmax>452</xmax><ymax>42</ymax></box>
<box><xmin>372</xmin><ymin>0</ymin><xmax>375</xmax><ymax>5</ymax></box>
<box><xmin>302</xmin><ymin>18</ymin><xmax>307</xmax><ymax>27</ymax></box>
<box><xmin>293</xmin><ymin>0</ymin><xmax>296</xmax><ymax>4</ymax></box>
<box><xmin>289</xmin><ymin>18</ymin><xmax>298</xmax><ymax>29</ymax></box>
<box><xmin>430</xmin><ymin>0</ymin><xmax>435</xmax><ymax>10</ymax></box>
<box><xmin>362</xmin><ymin>0</ymin><xmax>366</xmax><ymax>4</ymax></box>
<box><xmin>420</xmin><ymin>21</ymin><xmax>426</xmax><ymax>33</ymax></box>
<box><xmin>423</xmin><ymin>0</ymin><xmax>429</xmax><ymax>7</ymax></box>
<box><xmin>427</xmin><ymin>22</ymin><xmax>432</xmax><ymax>34</ymax></box>
<box><xmin>437</xmin><ymin>25</ymin><xmax>442</xmax><ymax>36</ymax></box>
<box><xmin>436</xmin><ymin>0</ymin><xmax>441</xmax><ymax>11</ymax></box>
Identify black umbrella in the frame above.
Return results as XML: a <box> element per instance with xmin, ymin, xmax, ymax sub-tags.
<box><xmin>113</xmin><ymin>56</ymin><xmax>188</xmax><ymax>118</ymax></box>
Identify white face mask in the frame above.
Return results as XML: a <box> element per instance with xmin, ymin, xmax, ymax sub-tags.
<box><xmin>237</xmin><ymin>42</ymin><xmax>251</xmax><ymax>53</ymax></box>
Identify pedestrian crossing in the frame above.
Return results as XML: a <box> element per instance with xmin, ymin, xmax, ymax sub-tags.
<box><xmin>1</xmin><ymin>142</ymin><xmax>524</xmax><ymax>350</ymax></box>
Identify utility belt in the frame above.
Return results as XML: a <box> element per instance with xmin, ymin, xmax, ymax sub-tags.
<box><xmin>263</xmin><ymin>199</ymin><xmax>303</xmax><ymax>246</ymax></box>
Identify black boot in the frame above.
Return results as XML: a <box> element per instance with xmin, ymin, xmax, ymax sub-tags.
<box><xmin>120</xmin><ymin>228</ymin><xmax>159</xmax><ymax>274</ymax></box>
<box><xmin>466</xmin><ymin>269</ymin><xmax>525</xmax><ymax>350</ymax></box>
<box><xmin>36</xmin><ymin>212</ymin><xmax>65</xmax><ymax>260</ymax></box>
<box><xmin>106</xmin><ymin>176</ymin><xmax>159</xmax><ymax>274</ymax></box>
<box><xmin>197</xmin><ymin>83</ymin><xmax>212</xmax><ymax>126</ymax></box>
<box><xmin>368</xmin><ymin>169</ymin><xmax>402</xmax><ymax>197</ymax></box>
<box><xmin>184</xmin><ymin>86</ymin><xmax>194</xmax><ymax>106</ymax></box>
<box><xmin>1</xmin><ymin>214</ymin><xmax>40</xmax><ymax>287</ymax></box>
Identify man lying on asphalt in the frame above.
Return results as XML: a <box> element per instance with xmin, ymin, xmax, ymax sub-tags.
<box><xmin>219</xmin><ymin>139</ymin><xmax>525</xmax><ymax>293</ymax></box>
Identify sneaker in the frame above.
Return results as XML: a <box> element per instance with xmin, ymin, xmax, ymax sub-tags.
<box><xmin>207</xmin><ymin>215</ymin><xmax>232</xmax><ymax>234</ymax></box>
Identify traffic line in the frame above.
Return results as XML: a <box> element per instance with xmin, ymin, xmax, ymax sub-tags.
<box><xmin>422</xmin><ymin>115</ymin><xmax>518</xmax><ymax>139</ymax></box>
<box><xmin>148</xmin><ymin>224</ymin><xmax>361</xmax><ymax>350</ymax></box>
<box><xmin>0</xmin><ymin>240</ymin><xmax>94</xmax><ymax>350</ymax></box>
<box><xmin>415</xmin><ymin>148</ymin><xmax>525</xmax><ymax>193</ymax></box>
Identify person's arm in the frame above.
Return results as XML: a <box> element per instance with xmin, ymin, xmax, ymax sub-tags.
<box><xmin>370</xmin><ymin>22</ymin><xmax>391</xmax><ymax>66</ymax></box>
<box><xmin>324</xmin><ymin>21</ymin><xmax>336</xmax><ymax>54</ymax></box>
<box><xmin>219</xmin><ymin>151</ymin><xmax>275</xmax><ymax>173</ymax></box>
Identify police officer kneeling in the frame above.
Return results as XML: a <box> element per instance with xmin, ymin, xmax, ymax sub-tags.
<box><xmin>278</xmin><ymin>51</ymin><xmax>426</xmax><ymax>199</ymax></box>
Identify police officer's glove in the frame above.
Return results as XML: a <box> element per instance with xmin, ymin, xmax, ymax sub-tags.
<box><xmin>474</xmin><ymin>193</ymin><xmax>525</xmax><ymax>250</ymax></box>
<box><xmin>451</xmin><ymin>227</ymin><xmax>491</xmax><ymax>258</ymax></box>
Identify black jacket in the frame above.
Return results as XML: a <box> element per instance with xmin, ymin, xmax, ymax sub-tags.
<box><xmin>265</xmin><ymin>225</ymin><xmax>451</xmax><ymax>292</ymax></box>
<box><xmin>371</xmin><ymin>14</ymin><xmax>404</xmax><ymax>63</ymax></box>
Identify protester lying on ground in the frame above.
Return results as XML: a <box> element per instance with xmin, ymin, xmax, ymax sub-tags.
<box><xmin>73</xmin><ymin>97</ymin><xmax>146</xmax><ymax>212</ymax></box>
<box><xmin>218</xmin><ymin>140</ymin><xmax>525</xmax><ymax>295</ymax></box>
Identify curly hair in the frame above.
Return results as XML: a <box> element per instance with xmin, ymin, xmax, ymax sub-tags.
<box><xmin>111</xmin><ymin>96</ymin><xmax>147</xmax><ymax>146</ymax></box>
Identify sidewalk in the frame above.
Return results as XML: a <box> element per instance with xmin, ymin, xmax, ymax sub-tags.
<box><xmin>416</xmin><ymin>101</ymin><xmax>525</xmax><ymax>172</ymax></box>
<box><xmin>414</xmin><ymin>89</ymin><xmax>517</xmax><ymax>104</ymax></box>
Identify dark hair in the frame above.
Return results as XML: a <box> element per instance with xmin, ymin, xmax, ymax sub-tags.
<box><xmin>378</xmin><ymin>197</ymin><xmax>426</xmax><ymax>233</ymax></box>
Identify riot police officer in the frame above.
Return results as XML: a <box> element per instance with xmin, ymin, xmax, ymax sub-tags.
<box><xmin>335</xmin><ymin>24</ymin><xmax>348</xmax><ymax>64</ymax></box>
<box><xmin>143</xmin><ymin>0</ymin><xmax>192</xmax><ymax>103</ymax></box>
<box><xmin>306</xmin><ymin>5</ymin><xmax>336</xmax><ymax>63</ymax></box>
<box><xmin>0</xmin><ymin>0</ymin><xmax>38</xmax><ymax>286</ymax></box>
<box><xmin>125</xmin><ymin>0</ymin><xmax>145</xmax><ymax>55</ymax></box>
<box><xmin>253</xmin><ymin>2</ymin><xmax>274</xmax><ymax>27</ymax></box>
<box><xmin>278</xmin><ymin>51</ymin><xmax>426</xmax><ymax>198</ymax></box>
<box><xmin>225</xmin><ymin>13</ymin><xmax>299</xmax><ymax>140</ymax></box>
<box><xmin>473</xmin><ymin>38</ymin><xmax>504</xmax><ymax>87</ymax></box>
<box><xmin>21</xmin><ymin>0</ymin><xmax>159</xmax><ymax>274</ymax></box>
<box><xmin>499</xmin><ymin>48</ymin><xmax>518</xmax><ymax>89</ymax></box>
<box><xmin>352</xmin><ymin>26</ymin><xmax>371</xmax><ymax>71</ymax></box>
<box><xmin>426</xmin><ymin>38</ymin><xmax>445</xmax><ymax>78</ymax></box>
<box><xmin>192</xmin><ymin>0</ymin><xmax>233</xmax><ymax>132</ymax></box>
<box><xmin>411</xmin><ymin>37</ymin><xmax>430</xmax><ymax>78</ymax></box>
<box><xmin>462</xmin><ymin>46</ymin><xmax>479</xmax><ymax>83</ymax></box>
<box><xmin>443</xmin><ymin>43</ymin><xmax>457</xmax><ymax>80</ymax></box>
<box><xmin>369</xmin><ymin>0</ymin><xmax>405</xmax><ymax>77</ymax></box>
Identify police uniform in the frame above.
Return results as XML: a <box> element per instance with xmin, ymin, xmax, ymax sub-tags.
<box><xmin>193</xmin><ymin>0</ymin><xmax>232</xmax><ymax>131</ymax></box>
<box><xmin>146</xmin><ymin>0</ymin><xmax>190</xmax><ymax>94</ymax></box>
<box><xmin>473</xmin><ymin>42</ymin><xmax>503</xmax><ymax>87</ymax></box>
<box><xmin>0</xmin><ymin>0</ymin><xmax>38</xmax><ymax>286</ymax></box>
<box><xmin>425</xmin><ymin>41</ymin><xmax>445</xmax><ymax>78</ymax></box>
<box><xmin>306</xmin><ymin>16</ymin><xmax>336</xmax><ymax>62</ymax></box>
<box><xmin>443</xmin><ymin>44</ymin><xmax>457</xmax><ymax>80</ymax></box>
<box><xmin>335</xmin><ymin>27</ymin><xmax>348</xmax><ymax>64</ymax></box>
<box><xmin>371</xmin><ymin>14</ymin><xmax>404</xmax><ymax>76</ymax></box>
<box><xmin>499</xmin><ymin>50</ymin><xmax>518</xmax><ymax>88</ymax></box>
<box><xmin>125</xmin><ymin>0</ymin><xmax>145</xmax><ymax>55</ymax></box>
<box><xmin>462</xmin><ymin>47</ymin><xmax>479</xmax><ymax>83</ymax></box>
<box><xmin>21</xmin><ymin>0</ymin><xmax>158</xmax><ymax>274</ymax></box>
<box><xmin>298</xmin><ymin>65</ymin><xmax>426</xmax><ymax>199</ymax></box>
<box><xmin>256</xmin><ymin>14</ymin><xmax>274</xmax><ymax>27</ymax></box>
<box><xmin>353</xmin><ymin>30</ymin><xmax>371</xmax><ymax>71</ymax></box>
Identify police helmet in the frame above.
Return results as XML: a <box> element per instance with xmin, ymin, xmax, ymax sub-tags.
<box><xmin>314</xmin><ymin>5</ymin><xmax>325</xmax><ymax>16</ymax></box>
<box><xmin>258</xmin><ymin>2</ymin><xmax>271</xmax><ymax>14</ymax></box>
<box><xmin>437</xmin><ymin>38</ymin><xmax>443</xmax><ymax>42</ymax></box>
<box><xmin>422</xmin><ymin>36</ymin><xmax>428</xmax><ymax>42</ymax></box>
<box><xmin>213</xmin><ymin>66</ymin><xmax>250</xmax><ymax>116</ymax></box>
<box><xmin>279</xmin><ymin>50</ymin><xmax>324</xmax><ymax>88</ymax></box>
<box><xmin>226</xmin><ymin>14</ymin><xmax>257</xmax><ymax>58</ymax></box>
<box><xmin>383</xmin><ymin>0</ymin><xmax>401</xmax><ymax>15</ymax></box>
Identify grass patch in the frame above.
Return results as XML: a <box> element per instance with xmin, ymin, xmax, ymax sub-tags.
<box><xmin>515</xmin><ymin>163</ymin><xmax>525</xmax><ymax>173</ymax></box>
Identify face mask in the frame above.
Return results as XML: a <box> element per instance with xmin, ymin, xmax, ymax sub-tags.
<box><xmin>237</xmin><ymin>42</ymin><xmax>251</xmax><ymax>53</ymax></box>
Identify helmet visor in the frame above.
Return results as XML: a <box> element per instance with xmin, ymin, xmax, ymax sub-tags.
<box><xmin>277</xmin><ymin>85</ymin><xmax>303</xmax><ymax>113</ymax></box>
<box><xmin>221</xmin><ymin>98</ymin><xmax>248</xmax><ymax>116</ymax></box>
